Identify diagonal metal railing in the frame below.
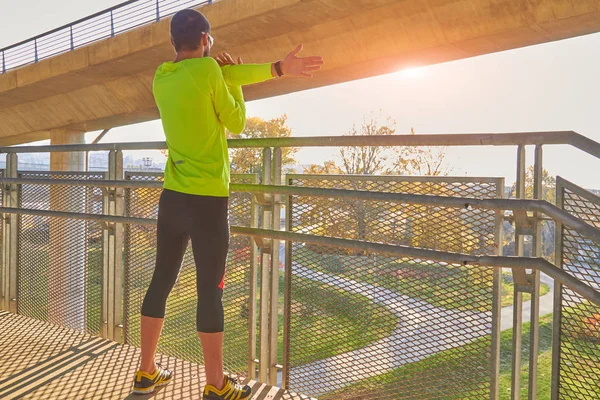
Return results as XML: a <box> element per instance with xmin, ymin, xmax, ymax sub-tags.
<box><xmin>0</xmin><ymin>0</ymin><xmax>214</xmax><ymax>74</ymax></box>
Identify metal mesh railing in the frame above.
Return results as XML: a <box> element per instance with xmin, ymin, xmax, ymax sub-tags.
<box><xmin>287</xmin><ymin>175</ymin><xmax>500</xmax><ymax>253</ymax></box>
<box><xmin>555</xmin><ymin>178</ymin><xmax>600</xmax><ymax>399</ymax></box>
<box><xmin>1</xmin><ymin>137</ymin><xmax>599</xmax><ymax>399</ymax></box>
<box><xmin>17</xmin><ymin>172</ymin><xmax>105</xmax><ymax>335</ymax></box>
<box><xmin>1</xmin><ymin>0</ymin><xmax>212</xmax><ymax>73</ymax></box>
<box><xmin>19</xmin><ymin>171</ymin><xmax>105</xmax><ymax>214</ymax></box>
<box><xmin>124</xmin><ymin>173</ymin><xmax>257</xmax><ymax>376</ymax></box>
<box><xmin>285</xmin><ymin>175</ymin><xmax>503</xmax><ymax>398</ymax></box>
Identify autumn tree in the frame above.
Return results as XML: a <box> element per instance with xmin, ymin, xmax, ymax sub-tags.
<box><xmin>228</xmin><ymin>114</ymin><xmax>298</xmax><ymax>177</ymax></box>
<box><xmin>338</xmin><ymin>114</ymin><xmax>396</xmax><ymax>175</ymax></box>
<box><xmin>304</xmin><ymin>121</ymin><xmax>452</xmax><ymax>177</ymax></box>
<box><xmin>298</xmin><ymin>114</ymin><xmax>456</xmax><ymax>253</ymax></box>
<box><xmin>301</xmin><ymin>113</ymin><xmax>455</xmax><ymax>244</ymax></box>
<box><xmin>302</xmin><ymin>160</ymin><xmax>341</xmax><ymax>175</ymax></box>
<box><xmin>508</xmin><ymin>166</ymin><xmax>556</xmax><ymax>204</ymax></box>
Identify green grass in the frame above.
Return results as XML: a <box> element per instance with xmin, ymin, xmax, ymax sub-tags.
<box><xmin>497</xmin><ymin>314</ymin><xmax>554</xmax><ymax>399</ymax></box>
<box><xmin>288</xmin><ymin>275</ymin><xmax>398</xmax><ymax>367</ymax></box>
<box><xmin>125</xmin><ymin>248</ymin><xmax>398</xmax><ymax>373</ymax></box>
<box><xmin>323</xmin><ymin>302</ymin><xmax>600</xmax><ymax>399</ymax></box>
<box><xmin>322</xmin><ymin>314</ymin><xmax>555</xmax><ymax>399</ymax></box>
<box><xmin>295</xmin><ymin>246</ymin><xmax>548</xmax><ymax>312</ymax></box>
<box><xmin>21</xmin><ymin>238</ymin><xmax>392</xmax><ymax>374</ymax></box>
<box><xmin>501</xmin><ymin>276</ymin><xmax>550</xmax><ymax>307</ymax></box>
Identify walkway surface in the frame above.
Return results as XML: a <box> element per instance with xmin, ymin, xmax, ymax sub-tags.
<box><xmin>500</xmin><ymin>271</ymin><xmax>555</xmax><ymax>331</ymax></box>
<box><xmin>0</xmin><ymin>311</ymin><xmax>312</xmax><ymax>400</ymax></box>
<box><xmin>0</xmin><ymin>269</ymin><xmax>556</xmax><ymax>399</ymax></box>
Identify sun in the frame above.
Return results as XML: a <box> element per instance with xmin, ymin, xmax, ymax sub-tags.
<box><xmin>396</xmin><ymin>67</ymin><xmax>425</xmax><ymax>79</ymax></box>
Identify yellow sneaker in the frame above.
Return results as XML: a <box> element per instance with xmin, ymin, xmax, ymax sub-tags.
<box><xmin>203</xmin><ymin>375</ymin><xmax>252</xmax><ymax>400</ymax></box>
<box><xmin>132</xmin><ymin>364</ymin><xmax>173</xmax><ymax>394</ymax></box>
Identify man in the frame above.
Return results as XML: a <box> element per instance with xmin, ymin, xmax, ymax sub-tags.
<box><xmin>132</xmin><ymin>8</ymin><xmax>323</xmax><ymax>400</ymax></box>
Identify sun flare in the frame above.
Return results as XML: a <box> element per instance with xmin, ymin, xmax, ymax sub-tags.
<box><xmin>397</xmin><ymin>67</ymin><xmax>425</xmax><ymax>79</ymax></box>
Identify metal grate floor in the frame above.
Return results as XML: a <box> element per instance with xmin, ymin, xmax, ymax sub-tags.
<box><xmin>0</xmin><ymin>311</ymin><xmax>313</xmax><ymax>400</ymax></box>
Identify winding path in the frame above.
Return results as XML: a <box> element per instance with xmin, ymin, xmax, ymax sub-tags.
<box><xmin>287</xmin><ymin>264</ymin><xmax>555</xmax><ymax>397</ymax></box>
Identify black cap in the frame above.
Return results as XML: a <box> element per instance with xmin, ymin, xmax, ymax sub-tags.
<box><xmin>170</xmin><ymin>9</ymin><xmax>210</xmax><ymax>52</ymax></box>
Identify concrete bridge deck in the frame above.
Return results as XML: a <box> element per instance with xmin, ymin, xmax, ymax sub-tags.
<box><xmin>1</xmin><ymin>0</ymin><xmax>600</xmax><ymax>145</ymax></box>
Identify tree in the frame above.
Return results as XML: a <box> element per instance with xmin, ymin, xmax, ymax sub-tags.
<box><xmin>335</xmin><ymin>114</ymin><xmax>396</xmax><ymax>243</ymax></box>
<box><xmin>302</xmin><ymin>160</ymin><xmax>341</xmax><ymax>174</ymax></box>
<box><xmin>228</xmin><ymin>114</ymin><xmax>298</xmax><ymax>176</ymax></box>
<box><xmin>299</xmin><ymin>113</ymin><xmax>455</xmax><ymax>246</ymax></box>
<box><xmin>508</xmin><ymin>166</ymin><xmax>556</xmax><ymax>204</ymax></box>
<box><xmin>303</xmin><ymin>119</ymin><xmax>452</xmax><ymax>177</ymax></box>
<box><xmin>338</xmin><ymin>113</ymin><xmax>396</xmax><ymax>175</ymax></box>
<box><xmin>393</xmin><ymin>128</ymin><xmax>453</xmax><ymax>176</ymax></box>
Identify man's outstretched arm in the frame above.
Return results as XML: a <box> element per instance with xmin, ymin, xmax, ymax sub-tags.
<box><xmin>216</xmin><ymin>44</ymin><xmax>324</xmax><ymax>87</ymax></box>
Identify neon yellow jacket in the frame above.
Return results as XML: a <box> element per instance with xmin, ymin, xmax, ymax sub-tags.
<box><xmin>153</xmin><ymin>58</ymin><xmax>273</xmax><ymax>197</ymax></box>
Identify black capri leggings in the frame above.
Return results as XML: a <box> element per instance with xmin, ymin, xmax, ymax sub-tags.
<box><xmin>141</xmin><ymin>189</ymin><xmax>229</xmax><ymax>333</ymax></box>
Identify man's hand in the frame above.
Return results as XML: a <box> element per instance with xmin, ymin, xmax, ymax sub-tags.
<box><xmin>214</xmin><ymin>52</ymin><xmax>243</xmax><ymax>67</ymax></box>
<box><xmin>280</xmin><ymin>44</ymin><xmax>323</xmax><ymax>78</ymax></box>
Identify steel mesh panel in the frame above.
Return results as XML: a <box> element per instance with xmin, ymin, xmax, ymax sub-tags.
<box><xmin>124</xmin><ymin>174</ymin><xmax>256</xmax><ymax>376</ymax></box>
<box><xmin>557</xmin><ymin>181</ymin><xmax>600</xmax><ymax>399</ymax></box>
<box><xmin>17</xmin><ymin>216</ymin><xmax>104</xmax><ymax>335</ymax></box>
<box><xmin>286</xmin><ymin>175</ymin><xmax>501</xmax><ymax>399</ymax></box>
<box><xmin>19</xmin><ymin>172</ymin><xmax>105</xmax><ymax>214</ymax></box>
<box><xmin>16</xmin><ymin>172</ymin><xmax>105</xmax><ymax>335</ymax></box>
<box><xmin>124</xmin><ymin>172</ymin><xmax>163</xmax><ymax>219</ymax></box>
<box><xmin>288</xmin><ymin>176</ymin><xmax>498</xmax><ymax>254</ymax></box>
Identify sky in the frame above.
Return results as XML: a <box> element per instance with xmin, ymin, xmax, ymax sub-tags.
<box><xmin>1</xmin><ymin>0</ymin><xmax>600</xmax><ymax>188</ymax></box>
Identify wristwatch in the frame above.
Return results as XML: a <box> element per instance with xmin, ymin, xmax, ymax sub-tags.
<box><xmin>274</xmin><ymin>61</ymin><xmax>284</xmax><ymax>77</ymax></box>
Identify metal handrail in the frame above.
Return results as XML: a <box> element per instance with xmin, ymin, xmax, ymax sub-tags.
<box><xmin>1</xmin><ymin>131</ymin><xmax>599</xmax><ymax>160</ymax></box>
<box><xmin>2</xmin><ymin>176</ymin><xmax>599</xmax><ymax>243</ymax></box>
<box><xmin>1</xmin><ymin>203</ymin><xmax>598</xmax><ymax>306</ymax></box>
<box><xmin>0</xmin><ymin>0</ymin><xmax>213</xmax><ymax>74</ymax></box>
<box><xmin>235</xmin><ymin>227</ymin><xmax>600</xmax><ymax>307</ymax></box>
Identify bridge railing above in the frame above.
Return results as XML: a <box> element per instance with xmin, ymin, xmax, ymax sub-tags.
<box><xmin>0</xmin><ymin>0</ymin><xmax>213</xmax><ymax>74</ymax></box>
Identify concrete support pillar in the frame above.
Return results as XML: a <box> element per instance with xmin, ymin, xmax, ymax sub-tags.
<box><xmin>48</xmin><ymin>129</ymin><xmax>87</xmax><ymax>331</ymax></box>
<box><xmin>50</xmin><ymin>129</ymin><xmax>85</xmax><ymax>170</ymax></box>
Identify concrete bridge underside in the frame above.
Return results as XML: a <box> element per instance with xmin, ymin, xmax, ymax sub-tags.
<box><xmin>1</xmin><ymin>0</ymin><xmax>599</xmax><ymax>144</ymax></box>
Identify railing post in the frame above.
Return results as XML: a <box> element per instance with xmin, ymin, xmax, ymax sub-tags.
<box><xmin>103</xmin><ymin>150</ymin><xmax>124</xmax><ymax>342</ymax></box>
<box><xmin>511</xmin><ymin>144</ymin><xmax>527</xmax><ymax>400</ymax></box>
<box><xmin>102</xmin><ymin>169</ymin><xmax>109</xmax><ymax>339</ymax></box>
<box><xmin>528</xmin><ymin>145</ymin><xmax>543</xmax><ymax>400</ymax></box>
<box><xmin>70</xmin><ymin>26</ymin><xmax>74</xmax><ymax>51</ymax></box>
<box><xmin>247</xmin><ymin>174</ymin><xmax>260</xmax><ymax>380</ymax></box>
<box><xmin>1</xmin><ymin>153</ymin><xmax>18</xmax><ymax>313</ymax></box>
<box><xmin>282</xmin><ymin>175</ymin><xmax>293</xmax><ymax>390</ymax></box>
<box><xmin>1</xmin><ymin>50</ymin><xmax>5</xmax><ymax>74</ymax></box>
<box><xmin>550</xmin><ymin>181</ymin><xmax>564</xmax><ymax>400</ymax></box>
<box><xmin>490</xmin><ymin>178</ymin><xmax>505</xmax><ymax>400</ymax></box>
<box><xmin>34</xmin><ymin>39</ymin><xmax>38</xmax><ymax>63</ymax></box>
<box><xmin>156</xmin><ymin>0</ymin><xmax>160</xmax><ymax>22</ymax></box>
<box><xmin>258</xmin><ymin>148</ymin><xmax>272</xmax><ymax>384</ymax></box>
<box><xmin>110</xmin><ymin>10</ymin><xmax>115</xmax><ymax>37</ymax></box>
<box><xmin>269</xmin><ymin>148</ymin><xmax>282</xmax><ymax>385</ymax></box>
